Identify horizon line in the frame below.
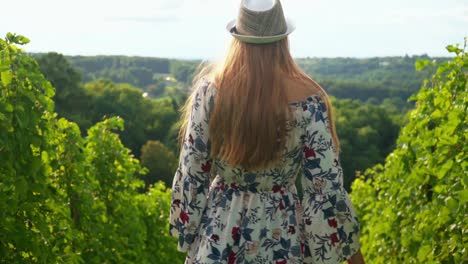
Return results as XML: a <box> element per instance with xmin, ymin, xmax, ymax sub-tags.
<box><xmin>27</xmin><ymin>50</ymin><xmax>455</xmax><ymax>60</ymax></box>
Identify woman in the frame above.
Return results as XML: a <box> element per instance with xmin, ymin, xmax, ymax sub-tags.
<box><xmin>169</xmin><ymin>0</ymin><xmax>365</xmax><ymax>263</ymax></box>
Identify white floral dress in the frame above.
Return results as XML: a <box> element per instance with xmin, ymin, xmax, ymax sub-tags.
<box><xmin>169</xmin><ymin>79</ymin><xmax>361</xmax><ymax>264</ymax></box>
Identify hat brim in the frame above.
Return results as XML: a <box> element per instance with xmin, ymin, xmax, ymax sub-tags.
<box><xmin>226</xmin><ymin>18</ymin><xmax>295</xmax><ymax>44</ymax></box>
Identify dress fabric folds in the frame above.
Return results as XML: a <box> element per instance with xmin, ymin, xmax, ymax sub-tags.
<box><xmin>169</xmin><ymin>79</ymin><xmax>361</xmax><ymax>264</ymax></box>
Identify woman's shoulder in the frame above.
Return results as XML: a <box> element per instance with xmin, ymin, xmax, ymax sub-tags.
<box><xmin>199</xmin><ymin>76</ymin><xmax>326</xmax><ymax>103</ymax></box>
<box><xmin>192</xmin><ymin>78</ymin><xmax>217</xmax><ymax>100</ymax></box>
<box><xmin>285</xmin><ymin>77</ymin><xmax>325</xmax><ymax>103</ymax></box>
<box><xmin>198</xmin><ymin>78</ymin><xmax>219</xmax><ymax>95</ymax></box>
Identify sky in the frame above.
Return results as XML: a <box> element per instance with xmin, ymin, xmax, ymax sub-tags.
<box><xmin>1</xmin><ymin>0</ymin><xmax>467</xmax><ymax>60</ymax></box>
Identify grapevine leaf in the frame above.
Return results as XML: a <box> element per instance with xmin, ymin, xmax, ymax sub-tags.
<box><xmin>1</xmin><ymin>71</ymin><xmax>12</xmax><ymax>86</ymax></box>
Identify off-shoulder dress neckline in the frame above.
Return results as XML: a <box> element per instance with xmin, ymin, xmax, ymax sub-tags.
<box><xmin>204</xmin><ymin>79</ymin><xmax>324</xmax><ymax>107</ymax></box>
<box><xmin>287</xmin><ymin>92</ymin><xmax>324</xmax><ymax>107</ymax></box>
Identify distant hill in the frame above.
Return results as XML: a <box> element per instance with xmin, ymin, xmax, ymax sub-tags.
<box><xmin>67</xmin><ymin>55</ymin><xmax>172</xmax><ymax>88</ymax></box>
<box><xmin>29</xmin><ymin>53</ymin><xmax>450</xmax><ymax>109</ymax></box>
<box><xmin>296</xmin><ymin>56</ymin><xmax>450</xmax><ymax>105</ymax></box>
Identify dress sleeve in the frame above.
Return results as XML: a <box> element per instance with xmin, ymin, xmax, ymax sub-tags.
<box><xmin>299</xmin><ymin>96</ymin><xmax>361</xmax><ymax>263</ymax></box>
<box><xmin>169</xmin><ymin>79</ymin><xmax>215</xmax><ymax>252</ymax></box>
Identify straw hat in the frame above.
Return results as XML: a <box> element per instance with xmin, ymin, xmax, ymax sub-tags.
<box><xmin>226</xmin><ymin>0</ymin><xmax>295</xmax><ymax>44</ymax></box>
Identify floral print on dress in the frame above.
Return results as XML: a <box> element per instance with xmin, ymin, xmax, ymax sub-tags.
<box><xmin>169</xmin><ymin>79</ymin><xmax>361</xmax><ymax>264</ymax></box>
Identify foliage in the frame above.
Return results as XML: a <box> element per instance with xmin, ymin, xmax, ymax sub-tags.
<box><xmin>36</xmin><ymin>52</ymin><xmax>182</xmax><ymax>159</ymax></box>
<box><xmin>83</xmin><ymin>79</ymin><xmax>179</xmax><ymax>158</ymax></box>
<box><xmin>0</xmin><ymin>33</ymin><xmax>184</xmax><ymax>263</ymax></box>
<box><xmin>1</xmin><ymin>31</ymin><xmax>73</xmax><ymax>263</ymax></box>
<box><xmin>81</xmin><ymin>117</ymin><xmax>148</xmax><ymax>262</ymax></box>
<box><xmin>350</xmin><ymin>41</ymin><xmax>468</xmax><ymax>263</ymax></box>
<box><xmin>170</xmin><ymin>60</ymin><xmax>199</xmax><ymax>84</ymax></box>
<box><xmin>136</xmin><ymin>182</ymin><xmax>186</xmax><ymax>263</ymax></box>
<box><xmin>332</xmin><ymin>97</ymin><xmax>401</xmax><ymax>191</ymax></box>
<box><xmin>37</xmin><ymin>52</ymin><xmax>93</xmax><ymax>130</ymax></box>
<box><xmin>140</xmin><ymin>140</ymin><xmax>178</xmax><ymax>188</ymax></box>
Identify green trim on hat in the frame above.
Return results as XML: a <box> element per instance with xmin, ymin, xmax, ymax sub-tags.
<box><xmin>226</xmin><ymin>18</ymin><xmax>295</xmax><ymax>44</ymax></box>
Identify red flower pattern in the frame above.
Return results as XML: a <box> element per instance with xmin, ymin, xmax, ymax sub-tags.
<box><xmin>330</xmin><ymin>232</ymin><xmax>339</xmax><ymax>246</ymax></box>
<box><xmin>228</xmin><ymin>250</ymin><xmax>236</xmax><ymax>264</ymax></box>
<box><xmin>272</xmin><ymin>185</ymin><xmax>282</xmax><ymax>193</ymax></box>
<box><xmin>303</xmin><ymin>146</ymin><xmax>316</xmax><ymax>158</ymax></box>
<box><xmin>279</xmin><ymin>200</ymin><xmax>285</xmax><ymax>210</ymax></box>
<box><xmin>201</xmin><ymin>160</ymin><xmax>211</xmax><ymax>172</ymax></box>
<box><xmin>328</xmin><ymin>218</ymin><xmax>338</xmax><ymax>228</ymax></box>
<box><xmin>180</xmin><ymin>211</ymin><xmax>189</xmax><ymax>224</ymax></box>
<box><xmin>231</xmin><ymin>226</ymin><xmax>240</xmax><ymax>241</ymax></box>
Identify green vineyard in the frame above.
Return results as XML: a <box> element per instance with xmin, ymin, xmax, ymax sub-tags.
<box><xmin>1</xmin><ymin>33</ymin><xmax>466</xmax><ymax>263</ymax></box>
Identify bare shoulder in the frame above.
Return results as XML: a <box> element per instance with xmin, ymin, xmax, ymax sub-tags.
<box><xmin>284</xmin><ymin>77</ymin><xmax>324</xmax><ymax>102</ymax></box>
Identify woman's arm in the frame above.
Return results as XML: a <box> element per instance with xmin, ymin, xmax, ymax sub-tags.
<box><xmin>348</xmin><ymin>249</ymin><xmax>365</xmax><ymax>264</ymax></box>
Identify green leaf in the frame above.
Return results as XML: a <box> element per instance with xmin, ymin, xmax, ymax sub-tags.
<box><xmin>437</xmin><ymin>159</ymin><xmax>453</xmax><ymax>179</ymax></box>
<box><xmin>446</xmin><ymin>44</ymin><xmax>462</xmax><ymax>55</ymax></box>
<box><xmin>462</xmin><ymin>174</ymin><xmax>468</xmax><ymax>187</ymax></box>
<box><xmin>433</xmin><ymin>184</ymin><xmax>446</xmax><ymax>193</ymax></box>
<box><xmin>4</xmin><ymin>33</ymin><xmax>29</xmax><ymax>45</ymax></box>
<box><xmin>458</xmin><ymin>189</ymin><xmax>468</xmax><ymax>204</ymax></box>
<box><xmin>446</xmin><ymin>197</ymin><xmax>458</xmax><ymax>212</ymax></box>
<box><xmin>5</xmin><ymin>32</ymin><xmax>15</xmax><ymax>43</ymax></box>
<box><xmin>415</xmin><ymin>59</ymin><xmax>430</xmax><ymax>71</ymax></box>
<box><xmin>16</xmin><ymin>35</ymin><xmax>30</xmax><ymax>45</ymax></box>
<box><xmin>417</xmin><ymin>245</ymin><xmax>432</xmax><ymax>262</ymax></box>
<box><xmin>4</xmin><ymin>103</ymin><xmax>13</xmax><ymax>112</ymax></box>
<box><xmin>1</xmin><ymin>71</ymin><xmax>12</xmax><ymax>86</ymax></box>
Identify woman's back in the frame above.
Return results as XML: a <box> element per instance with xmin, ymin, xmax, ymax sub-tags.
<box><xmin>169</xmin><ymin>80</ymin><xmax>360</xmax><ymax>264</ymax></box>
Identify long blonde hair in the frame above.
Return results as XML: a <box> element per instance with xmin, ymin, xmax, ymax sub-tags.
<box><xmin>178</xmin><ymin>37</ymin><xmax>340</xmax><ymax>171</ymax></box>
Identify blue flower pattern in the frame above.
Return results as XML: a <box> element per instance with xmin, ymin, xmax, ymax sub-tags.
<box><xmin>170</xmin><ymin>79</ymin><xmax>360</xmax><ymax>263</ymax></box>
